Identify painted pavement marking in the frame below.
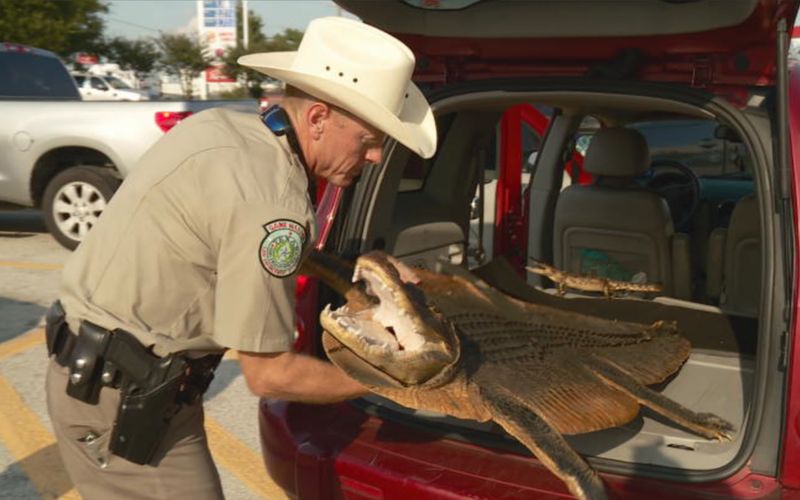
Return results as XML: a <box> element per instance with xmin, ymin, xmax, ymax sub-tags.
<box><xmin>206</xmin><ymin>418</ymin><xmax>288</xmax><ymax>499</ymax></box>
<box><xmin>0</xmin><ymin>328</ymin><xmax>282</xmax><ymax>499</ymax></box>
<box><xmin>0</xmin><ymin>328</ymin><xmax>45</xmax><ymax>361</ymax></box>
<box><xmin>0</xmin><ymin>375</ymin><xmax>80</xmax><ymax>499</ymax></box>
<box><xmin>0</xmin><ymin>261</ymin><xmax>63</xmax><ymax>271</ymax></box>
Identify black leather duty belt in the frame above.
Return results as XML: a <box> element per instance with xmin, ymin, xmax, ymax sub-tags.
<box><xmin>45</xmin><ymin>301</ymin><xmax>221</xmax><ymax>406</ymax></box>
<box><xmin>45</xmin><ymin>301</ymin><xmax>223</xmax><ymax>465</ymax></box>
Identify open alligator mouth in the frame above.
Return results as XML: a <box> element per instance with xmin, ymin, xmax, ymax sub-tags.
<box><xmin>319</xmin><ymin>252</ymin><xmax>460</xmax><ymax>386</ymax></box>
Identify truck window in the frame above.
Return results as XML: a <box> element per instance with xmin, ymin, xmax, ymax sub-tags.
<box><xmin>0</xmin><ymin>52</ymin><xmax>80</xmax><ymax>100</ymax></box>
<box><xmin>90</xmin><ymin>77</ymin><xmax>109</xmax><ymax>91</ymax></box>
<box><xmin>105</xmin><ymin>76</ymin><xmax>132</xmax><ymax>89</ymax></box>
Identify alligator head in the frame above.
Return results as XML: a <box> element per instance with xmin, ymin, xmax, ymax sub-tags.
<box><xmin>319</xmin><ymin>251</ymin><xmax>460</xmax><ymax>388</ymax></box>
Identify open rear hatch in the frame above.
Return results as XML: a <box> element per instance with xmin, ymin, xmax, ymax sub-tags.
<box><xmin>339</xmin><ymin>0</ymin><xmax>799</xmax><ymax>92</ymax></box>
<box><xmin>326</xmin><ymin>0</ymin><xmax>798</xmax><ymax>482</ymax></box>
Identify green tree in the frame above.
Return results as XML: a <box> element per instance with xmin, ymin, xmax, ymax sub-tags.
<box><xmin>267</xmin><ymin>29</ymin><xmax>302</xmax><ymax>52</ymax></box>
<box><xmin>0</xmin><ymin>0</ymin><xmax>107</xmax><ymax>57</ymax></box>
<box><xmin>104</xmin><ymin>37</ymin><xmax>160</xmax><ymax>80</ymax></box>
<box><xmin>157</xmin><ymin>33</ymin><xmax>212</xmax><ymax>100</ymax></box>
<box><xmin>235</xmin><ymin>1</ymin><xmax>267</xmax><ymax>47</ymax></box>
<box><xmin>222</xmin><ymin>24</ymin><xmax>302</xmax><ymax>98</ymax></box>
<box><xmin>221</xmin><ymin>4</ymin><xmax>267</xmax><ymax>97</ymax></box>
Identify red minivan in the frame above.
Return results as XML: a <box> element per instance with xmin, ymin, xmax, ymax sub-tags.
<box><xmin>260</xmin><ymin>1</ymin><xmax>800</xmax><ymax>498</ymax></box>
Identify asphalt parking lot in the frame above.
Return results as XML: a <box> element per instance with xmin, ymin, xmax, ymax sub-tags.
<box><xmin>0</xmin><ymin>210</ymin><xmax>287</xmax><ymax>499</ymax></box>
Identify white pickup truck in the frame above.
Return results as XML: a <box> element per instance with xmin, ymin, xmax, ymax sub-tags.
<box><xmin>0</xmin><ymin>42</ymin><xmax>258</xmax><ymax>248</ymax></box>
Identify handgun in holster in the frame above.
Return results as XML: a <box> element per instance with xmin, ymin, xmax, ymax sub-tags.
<box><xmin>108</xmin><ymin>342</ymin><xmax>190</xmax><ymax>465</ymax></box>
<box><xmin>45</xmin><ymin>301</ymin><xmax>222</xmax><ymax>465</ymax></box>
<box><xmin>105</xmin><ymin>330</ymin><xmax>222</xmax><ymax>465</ymax></box>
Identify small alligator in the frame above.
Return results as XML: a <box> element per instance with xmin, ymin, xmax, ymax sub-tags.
<box><xmin>527</xmin><ymin>260</ymin><xmax>662</xmax><ymax>297</ymax></box>
<box><xmin>302</xmin><ymin>250</ymin><xmax>734</xmax><ymax>500</ymax></box>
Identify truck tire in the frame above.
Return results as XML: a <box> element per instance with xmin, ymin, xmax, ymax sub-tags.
<box><xmin>42</xmin><ymin>166</ymin><xmax>122</xmax><ymax>250</ymax></box>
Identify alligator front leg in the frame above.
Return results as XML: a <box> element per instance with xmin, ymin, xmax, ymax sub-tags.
<box><xmin>481</xmin><ymin>383</ymin><xmax>608</xmax><ymax>500</ymax></box>
<box><xmin>587</xmin><ymin>355</ymin><xmax>735</xmax><ymax>441</ymax></box>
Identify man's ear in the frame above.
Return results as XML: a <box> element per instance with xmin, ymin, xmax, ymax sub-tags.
<box><xmin>307</xmin><ymin>102</ymin><xmax>330</xmax><ymax>140</ymax></box>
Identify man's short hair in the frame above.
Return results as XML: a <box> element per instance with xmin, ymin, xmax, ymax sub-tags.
<box><xmin>284</xmin><ymin>85</ymin><xmax>362</xmax><ymax>124</ymax></box>
<box><xmin>284</xmin><ymin>85</ymin><xmax>315</xmax><ymax>101</ymax></box>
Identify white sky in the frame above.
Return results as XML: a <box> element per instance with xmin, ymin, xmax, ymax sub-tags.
<box><xmin>103</xmin><ymin>1</ymin><xmax>354</xmax><ymax>39</ymax></box>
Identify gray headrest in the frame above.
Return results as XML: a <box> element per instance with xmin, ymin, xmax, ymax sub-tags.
<box><xmin>584</xmin><ymin>128</ymin><xmax>650</xmax><ymax>177</ymax></box>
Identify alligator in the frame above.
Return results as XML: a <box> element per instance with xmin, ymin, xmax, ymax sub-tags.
<box><xmin>302</xmin><ymin>250</ymin><xmax>735</xmax><ymax>500</ymax></box>
<box><xmin>526</xmin><ymin>260</ymin><xmax>663</xmax><ymax>297</ymax></box>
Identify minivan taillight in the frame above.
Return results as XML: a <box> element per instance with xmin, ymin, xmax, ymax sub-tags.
<box><xmin>154</xmin><ymin>111</ymin><xmax>192</xmax><ymax>132</ymax></box>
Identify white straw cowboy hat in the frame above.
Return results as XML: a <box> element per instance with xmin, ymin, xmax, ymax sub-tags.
<box><xmin>238</xmin><ymin>17</ymin><xmax>437</xmax><ymax>159</ymax></box>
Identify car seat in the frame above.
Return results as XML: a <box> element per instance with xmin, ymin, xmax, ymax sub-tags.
<box><xmin>705</xmin><ymin>194</ymin><xmax>760</xmax><ymax>316</ymax></box>
<box><xmin>553</xmin><ymin>127</ymin><xmax>692</xmax><ymax>299</ymax></box>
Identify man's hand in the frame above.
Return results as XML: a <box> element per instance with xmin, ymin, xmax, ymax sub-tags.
<box><xmin>237</xmin><ymin>350</ymin><xmax>369</xmax><ymax>403</ymax></box>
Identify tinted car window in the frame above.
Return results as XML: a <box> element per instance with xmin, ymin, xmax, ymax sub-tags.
<box><xmin>105</xmin><ymin>75</ymin><xmax>132</xmax><ymax>89</ymax></box>
<box><xmin>398</xmin><ymin>112</ymin><xmax>455</xmax><ymax>192</ymax></box>
<box><xmin>90</xmin><ymin>77</ymin><xmax>108</xmax><ymax>91</ymax></box>
<box><xmin>628</xmin><ymin>119</ymin><xmax>750</xmax><ymax>179</ymax></box>
<box><xmin>575</xmin><ymin>118</ymin><xmax>752</xmax><ymax>181</ymax></box>
<box><xmin>0</xmin><ymin>52</ymin><xmax>80</xmax><ymax>99</ymax></box>
<box><xmin>521</xmin><ymin>121</ymin><xmax>542</xmax><ymax>173</ymax></box>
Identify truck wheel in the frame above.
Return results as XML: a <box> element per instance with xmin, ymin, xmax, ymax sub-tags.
<box><xmin>42</xmin><ymin>166</ymin><xmax>121</xmax><ymax>250</ymax></box>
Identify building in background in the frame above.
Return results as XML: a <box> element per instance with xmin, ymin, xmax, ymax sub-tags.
<box><xmin>198</xmin><ymin>0</ymin><xmax>237</xmax><ymax>96</ymax></box>
<box><xmin>159</xmin><ymin>0</ymin><xmax>239</xmax><ymax>98</ymax></box>
<box><xmin>199</xmin><ymin>0</ymin><xmax>237</xmax><ymax>58</ymax></box>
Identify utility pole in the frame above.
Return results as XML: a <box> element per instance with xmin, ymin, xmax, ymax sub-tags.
<box><xmin>242</xmin><ymin>0</ymin><xmax>249</xmax><ymax>49</ymax></box>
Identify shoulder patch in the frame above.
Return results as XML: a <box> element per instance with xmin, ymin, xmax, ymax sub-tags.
<box><xmin>259</xmin><ymin>219</ymin><xmax>307</xmax><ymax>277</ymax></box>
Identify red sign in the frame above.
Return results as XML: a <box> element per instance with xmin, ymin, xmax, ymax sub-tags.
<box><xmin>75</xmin><ymin>53</ymin><xmax>98</xmax><ymax>65</ymax></box>
<box><xmin>205</xmin><ymin>64</ymin><xmax>234</xmax><ymax>83</ymax></box>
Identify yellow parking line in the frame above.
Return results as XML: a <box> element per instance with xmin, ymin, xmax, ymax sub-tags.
<box><xmin>205</xmin><ymin>417</ymin><xmax>288</xmax><ymax>500</ymax></box>
<box><xmin>0</xmin><ymin>328</ymin><xmax>45</xmax><ymax>361</ymax></box>
<box><xmin>0</xmin><ymin>375</ymin><xmax>80</xmax><ymax>499</ymax></box>
<box><xmin>0</xmin><ymin>261</ymin><xmax>63</xmax><ymax>271</ymax></box>
<box><xmin>0</xmin><ymin>328</ymin><xmax>280</xmax><ymax>498</ymax></box>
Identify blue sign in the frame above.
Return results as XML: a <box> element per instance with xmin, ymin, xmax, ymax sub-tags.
<box><xmin>202</xmin><ymin>0</ymin><xmax>235</xmax><ymax>29</ymax></box>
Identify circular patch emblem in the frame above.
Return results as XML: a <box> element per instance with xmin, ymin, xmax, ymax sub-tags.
<box><xmin>259</xmin><ymin>220</ymin><xmax>307</xmax><ymax>277</ymax></box>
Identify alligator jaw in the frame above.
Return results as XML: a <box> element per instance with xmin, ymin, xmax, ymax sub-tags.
<box><xmin>320</xmin><ymin>252</ymin><xmax>460</xmax><ymax>387</ymax></box>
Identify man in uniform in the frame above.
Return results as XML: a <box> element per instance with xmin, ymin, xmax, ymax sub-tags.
<box><xmin>44</xmin><ymin>16</ymin><xmax>436</xmax><ymax>499</ymax></box>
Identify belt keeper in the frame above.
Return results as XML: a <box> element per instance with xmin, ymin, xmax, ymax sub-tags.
<box><xmin>45</xmin><ymin>300</ymin><xmax>71</xmax><ymax>360</ymax></box>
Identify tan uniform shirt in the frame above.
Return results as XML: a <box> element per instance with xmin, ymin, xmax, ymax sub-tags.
<box><xmin>60</xmin><ymin>108</ymin><xmax>316</xmax><ymax>356</ymax></box>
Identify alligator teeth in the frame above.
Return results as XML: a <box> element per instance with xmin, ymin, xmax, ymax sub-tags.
<box><xmin>352</xmin><ymin>264</ymin><xmax>363</xmax><ymax>283</ymax></box>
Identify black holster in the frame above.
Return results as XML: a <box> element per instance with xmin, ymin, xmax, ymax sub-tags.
<box><xmin>110</xmin><ymin>351</ymin><xmax>189</xmax><ymax>465</ymax></box>
<box><xmin>45</xmin><ymin>301</ymin><xmax>222</xmax><ymax>465</ymax></box>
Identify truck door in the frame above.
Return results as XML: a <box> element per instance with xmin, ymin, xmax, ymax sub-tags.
<box><xmin>86</xmin><ymin>76</ymin><xmax>111</xmax><ymax>100</ymax></box>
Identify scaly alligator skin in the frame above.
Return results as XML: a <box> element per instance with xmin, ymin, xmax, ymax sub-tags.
<box><xmin>527</xmin><ymin>260</ymin><xmax>663</xmax><ymax>297</ymax></box>
<box><xmin>302</xmin><ymin>251</ymin><xmax>734</xmax><ymax>500</ymax></box>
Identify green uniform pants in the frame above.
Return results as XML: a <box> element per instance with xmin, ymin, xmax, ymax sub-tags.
<box><xmin>45</xmin><ymin>359</ymin><xmax>224</xmax><ymax>499</ymax></box>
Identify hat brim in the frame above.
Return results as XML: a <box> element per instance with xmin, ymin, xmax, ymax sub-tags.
<box><xmin>239</xmin><ymin>52</ymin><xmax>436</xmax><ymax>159</ymax></box>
